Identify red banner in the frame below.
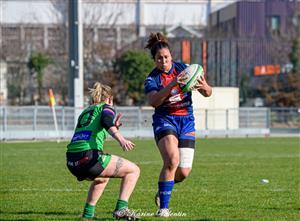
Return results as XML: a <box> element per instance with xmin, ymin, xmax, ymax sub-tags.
<box><xmin>254</xmin><ymin>65</ymin><xmax>281</xmax><ymax>76</ymax></box>
<box><xmin>181</xmin><ymin>40</ymin><xmax>191</xmax><ymax>64</ymax></box>
<box><xmin>201</xmin><ymin>41</ymin><xmax>207</xmax><ymax>76</ymax></box>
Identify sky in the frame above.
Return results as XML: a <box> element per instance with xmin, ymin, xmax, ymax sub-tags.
<box><xmin>0</xmin><ymin>0</ymin><xmax>238</xmax><ymax>25</ymax></box>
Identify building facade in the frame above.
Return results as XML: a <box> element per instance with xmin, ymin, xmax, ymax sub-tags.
<box><xmin>210</xmin><ymin>0</ymin><xmax>300</xmax><ymax>38</ymax></box>
<box><xmin>1</xmin><ymin>0</ymin><xmax>216</xmax><ymax>105</ymax></box>
<box><xmin>208</xmin><ymin>0</ymin><xmax>300</xmax><ymax>92</ymax></box>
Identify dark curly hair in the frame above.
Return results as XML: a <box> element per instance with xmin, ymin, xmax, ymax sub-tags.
<box><xmin>145</xmin><ymin>32</ymin><xmax>170</xmax><ymax>59</ymax></box>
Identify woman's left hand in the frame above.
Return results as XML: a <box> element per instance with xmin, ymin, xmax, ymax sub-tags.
<box><xmin>194</xmin><ymin>76</ymin><xmax>212</xmax><ymax>97</ymax></box>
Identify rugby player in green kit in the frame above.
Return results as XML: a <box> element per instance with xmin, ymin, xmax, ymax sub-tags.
<box><xmin>66</xmin><ymin>82</ymin><xmax>140</xmax><ymax>220</ymax></box>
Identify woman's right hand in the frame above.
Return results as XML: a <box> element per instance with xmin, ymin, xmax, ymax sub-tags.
<box><xmin>120</xmin><ymin>139</ymin><xmax>135</xmax><ymax>151</ymax></box>
<box><xmin>146</xmin><ymin>70</ymin><xmax>189</xmax><ymax>108</ymax></box>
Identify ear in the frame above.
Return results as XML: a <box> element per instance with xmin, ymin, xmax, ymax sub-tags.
<box><xmin>107</xmin><ymin>97</ymin><xmax>113</xmax><ymax>105</ymax></box>
<box><xmin>110</xmin><ymin>97</ymin><xmax>114</xmax><ymax>105</ymax></box>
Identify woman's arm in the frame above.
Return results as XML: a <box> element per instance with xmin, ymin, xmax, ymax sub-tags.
<box><xmin>107</xmin><ymin>126</ymin><xmax>135</xmax><ymax>151</ymax></box>
<box><xmin>146</xmin><ymin>78</ymin><xmax>177</xmax><ymax>108</ymax></box>
<box><xmin>101</xmin><ymin>106</ymin><xmax>135</xmax><ymax>151</ymax></box>
<box><xmin>146</xmin><ymin>70</ymin><xmax>189</xmax><ymax>107</ymax></box>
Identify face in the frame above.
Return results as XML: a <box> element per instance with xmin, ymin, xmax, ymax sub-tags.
<box><xmin>154</xmin><ymin>48</ymin><xmax>172</xmax><ymax>72</ymax></box>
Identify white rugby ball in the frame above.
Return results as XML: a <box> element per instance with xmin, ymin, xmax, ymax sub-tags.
<box><xmin>180</xmin><ymin>64</ymin><xmax>204</xmax><ymax>93</ymax></box>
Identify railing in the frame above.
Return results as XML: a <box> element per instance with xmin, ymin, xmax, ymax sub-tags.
<box><xmin>0</xmin><ymin>106</ymin><xmax>299</xmax><ymax>140</ymax></box>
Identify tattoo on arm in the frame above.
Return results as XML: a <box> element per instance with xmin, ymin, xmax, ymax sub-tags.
<box><xmin>112</xmin><ymin>157</ymin><xmax>123</xmax><ymax>177</ymax></box>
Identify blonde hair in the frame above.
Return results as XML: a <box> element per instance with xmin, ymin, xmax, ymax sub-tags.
<box><xmin>89</xmin><ymin>82</ymin><xmax>112</xmax><ymax>104</ymax></box>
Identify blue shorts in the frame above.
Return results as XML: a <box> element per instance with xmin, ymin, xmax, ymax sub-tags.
<box><xmin>152</xmin><ymin>114</ymin><xmax>195</xmax><ymax>145</ymax></box>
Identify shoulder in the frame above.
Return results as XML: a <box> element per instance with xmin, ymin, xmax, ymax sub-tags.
<box><xmin>144</xmin><ymin>68</ymin><xmax>164</xmax><ymax>93</ymax></box>
<box><xmin>102</xmin><ymin>104</ymin><xmax>115</xmax><ymax>115</ymax></box>
<box><xmin>146</xmin><ymin>68</ymin><xmax>160</xmax><ymax>79</ymax></box>
<box><xmin>145</xmin><ymin>68</ymin><xmax>160</xmax><ymax>85</ymax></box>
<box><xmin>173</xmin><ymin>61</ymin><xmax>187</xmax><ymax>72</ymax></box>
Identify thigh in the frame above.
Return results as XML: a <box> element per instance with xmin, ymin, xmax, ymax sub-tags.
<box><xmin>178</xmin><ymin>146</ymin><xmax>195</xmax><ymax>168</ymax></box>
<box><xmin>100</xmin><ymin>155</ymin><xmax>138</xmax><ymax>178</ymax></box>
<box><xmin>157</xmin><ymin>134</ymin><xmax>180</xmax><ymax>163</ymax></box>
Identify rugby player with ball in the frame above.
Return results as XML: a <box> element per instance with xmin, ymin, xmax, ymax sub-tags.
<box><xmin>144</xmin><ymin>32</ymin><xmax>212</xmax><ymax>217</ymax></box>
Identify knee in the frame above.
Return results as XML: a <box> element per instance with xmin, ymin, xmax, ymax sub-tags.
<box><xmin>134</xmin><ymin>165</ymin><xmax>140</xmax><ymax>177</ymax></box>
<box><xmin>180</xmin><ymin>168</ymin><xmax>191</xmax><ymax>178</ymax></box>
<box><xmin>164</xmin><ymin>157</ymin><xmax>179</xmax><ymax>171</ymax></box>
<box><xmin>128</xmin><ymin>163</ymin><xmax>140</xmax><ymax>178</ymax></box>
<box><xmin>176</xmin><ymin>168</ymin><xmax>192</xmax><ymax>182</ymax></box>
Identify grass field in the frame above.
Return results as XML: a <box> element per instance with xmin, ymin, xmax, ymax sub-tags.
<box><xmin>1</xmin><ymin>137</ymin><xmax>299</xmax><ymax>221</ymax></box>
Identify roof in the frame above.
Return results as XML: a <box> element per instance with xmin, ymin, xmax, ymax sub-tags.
<box><xmin>166</xmin><ymin>24</ymin><xmax>203</xmax><ymax>38</ymax></box>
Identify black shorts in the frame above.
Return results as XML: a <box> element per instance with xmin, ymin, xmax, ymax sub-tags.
<box><xmin>155</xmin><ymin>129</ymin><xmax>195</xmax><ymax>149</ymax></box>
<box><xmin>66</xmin><ymin>150</ymin><xmax>105</xmax><ymax>181</ymax></box>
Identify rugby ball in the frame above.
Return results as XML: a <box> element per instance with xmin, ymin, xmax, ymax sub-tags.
<box><xmin>180</xmin><ymin>64</ymin><xmax>204</xmax><ymax>92</ymax></box>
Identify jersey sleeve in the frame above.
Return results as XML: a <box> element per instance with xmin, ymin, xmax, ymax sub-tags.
<box><xmin>100</xmin><ymin>104</ymin><xmax>116</xmax><ymax>130</ymax></box>
<box><xmin>175</xmin><ymin>62</ymin><xmax>188</xmax><ymax>73</ymax></box>
<box><xmin>144</xmin><ymin>75</ymin><xmax>159</xmax><ymax>94</ymax></box>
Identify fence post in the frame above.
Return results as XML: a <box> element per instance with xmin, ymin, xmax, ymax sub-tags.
<box><xmin>266</xmin><ymin>108</ymin><xmax>270</xmax><ymax>129</ymax></box>
<box><xmin>226</xmin><ymin>109</ymin><xmax>229</xmax><ymax>137</ymax></box>
<box><xmin>4</xmin><ymin>106</ymin><xmax>7</xmax><ymax>129</ymax></box>
<box><xmin>138</xmin><ymin>107</ymin><xmax>142</xmax><ymax>130</ymax></box>
<box><xmin>33</xmin><ymin>106</ymin><xmax>37</xmax><ymax>140</ymax></box>
<box><xmin>62</xmin><ymin>106</ymin><xmax>65</xmax><ymax>132</ymax></box>
<box><xmin>205</xmin><ymin>109</ymin><xmax>208</xmax><ymax>138</ymax></box>
<box><xmin>245</xmin><ymin>108</ymin><xmax>249</xmax><ymax>138</ymax></box>
<box><xmin>246</xmin><ymin>109</ymin><xmax>249</xmax><ymax>128</ymax></box>
<box><xmin>265</xmin><ymin>108</ymin><xmax>271</xmax><ymax>137</ymax></box>
<box><xmin>2</xmin><ymin>106</ymin><xmax>7</xmax><ymax>140</ymax></box>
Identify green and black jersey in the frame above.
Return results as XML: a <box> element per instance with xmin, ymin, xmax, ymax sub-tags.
<box><xmin>67</xmin><ymin>103</ymin><xmax>111</xmax><ymax>153</ymax></box>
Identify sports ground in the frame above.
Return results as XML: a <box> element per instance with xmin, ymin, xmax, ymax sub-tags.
<box><xmin>1</xmin><ymin>137</ymin><xmax>299</xmax><ymax>220</ymax></box>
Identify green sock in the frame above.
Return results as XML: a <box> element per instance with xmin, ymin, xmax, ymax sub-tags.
<box><xmin>115</xmin><ymin>199</ymin><xmax>128</xmax><ymax>211</ymax></box>
<box><xmin>82</xmin><ymin>203</ymin><xmax>95</xmax><ymax>218</ymax></box>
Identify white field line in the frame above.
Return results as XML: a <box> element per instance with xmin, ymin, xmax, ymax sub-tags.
<box><xmin>0</xmin><ymin>187</ymin><xmax>290</xmax><ymax>193</ymax></box>
<box><xmin>0</xmin><ymin>188</ymin><xmax>165</xmax><ymax>193</ymax></box>
<box><xmin>201</xmin><ymin>154</ymin><xmax>300</xmax><ymax>158</ymax></box>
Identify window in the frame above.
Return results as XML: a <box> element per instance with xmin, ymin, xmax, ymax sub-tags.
<box><xmin>292</xmin><ymin>15</ymin><xmax>300</xmax><ymax>26</ymax></box>
<box><xmin>271</xmin><ymin>16</ymin><xmax>280</xmax><ymax>33</ymax></box>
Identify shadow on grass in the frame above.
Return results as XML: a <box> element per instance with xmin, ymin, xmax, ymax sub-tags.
<box><xmin>263</xmin><ymin>207</ymin><xmax>299</xmax><ymax>211</ymax></box>
<box><xmin>0</xmin><ymin>219</ymin><xmax>34</xmax><ymax>221</ymax></box>
<box><xmin>192</xmin><ymin>219</ymin><xmax>250</xmax><ymax>221</ymax></box>
<box><xmin>0</xmin><ymin>218</ymin><xmax>33</xmax><ymax>221</ymax></box>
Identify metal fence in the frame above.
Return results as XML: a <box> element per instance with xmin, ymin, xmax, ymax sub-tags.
<box><xmin>0</xmin><ymin>106</ymin><xmax>299</xmax><ymax>140</ymax></box>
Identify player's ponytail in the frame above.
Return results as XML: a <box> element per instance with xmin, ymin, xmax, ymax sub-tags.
<box><xmin>89</xmin><ymin>82</ymin><xmax>112</xmax><ymax>104</ymax></box>
<box><xmin>145</xmin><ymin>32</ymin><xmax>170</xmax><ymax>59</ymax></box>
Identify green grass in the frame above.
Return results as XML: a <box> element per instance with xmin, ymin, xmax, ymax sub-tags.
<box><xmin>0</xmin><ymin>137</ymin><xmax>300</xmax><ymax>221</ymax></box>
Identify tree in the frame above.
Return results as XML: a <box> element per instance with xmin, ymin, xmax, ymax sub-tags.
<box><xmin>239</xmin><ymin>72</ymin><xmax>250</xmax><ymax>105</ymax></box>
<box><xmin>263</xmin><ymin>4</ymin><xmax>300</xmax><ymax>107</ymax></box>
<box><xmin>28</xmin><ymin>52</ymin><xmax>51</xmax><ymax>103</ymax></box>
<box><xmin>117</xmin><ymin>50</ymin><xmax>154</xmax><ymax>105</ymax></box>
<box><xmin>289</xmin><ymin>38</ymin><xmax>299</xmax><ymax>74</ymax></box>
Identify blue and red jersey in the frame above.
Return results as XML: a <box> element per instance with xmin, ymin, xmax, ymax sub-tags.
<box><xmin>144</xmin><ymin>61</ymin><xmax>193</xmax><ymax>116</ymax></box>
